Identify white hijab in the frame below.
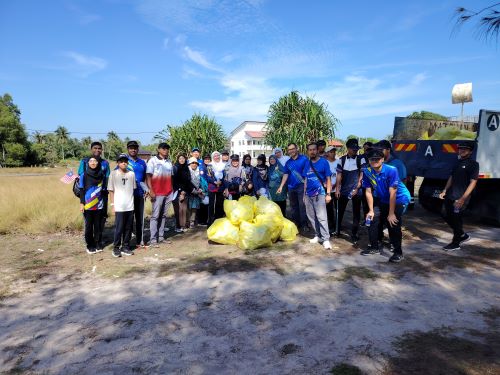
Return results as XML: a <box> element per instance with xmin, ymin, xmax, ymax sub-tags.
<box><xmin>210</xmin><ymin>151</ymin><xmax>226</xmax><ymax>180</ymax></box>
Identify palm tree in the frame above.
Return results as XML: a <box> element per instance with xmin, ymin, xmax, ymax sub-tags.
<box><xmin>55</xmin><ymin>126</ymin><xmax>70</xmax><ymax>160</ymax></box>
<box><xmin>32</xmin><ymin>131</ymin><xmax>45</xmax><ymax>144</ymax></box>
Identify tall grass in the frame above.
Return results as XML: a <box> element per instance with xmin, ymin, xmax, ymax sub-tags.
<box><xmin>0</xmin><ymin>174</ymin><xmax>84</xmax><ymax>234</ymax></box>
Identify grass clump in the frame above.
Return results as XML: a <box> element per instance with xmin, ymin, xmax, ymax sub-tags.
<box><xmin>336</xmin><ymin>266</ymin><xmax>379</xmax><ymax>282</ymax></box>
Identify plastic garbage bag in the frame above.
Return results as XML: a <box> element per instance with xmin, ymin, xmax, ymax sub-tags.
<box><xmin>207</xmin><ymin>218</ymin><xmax>239</xmax><ymax>245</ymax></box>
<box><xmin>254</xmin><ymin>214</ymin><xmax>284</xmax><ymax>243</ymax></box>
<box><xmin>239</xmin><ymin>195</ymin><xmax>257</xmax><ymax>208</ymax></box>
<box><xmin>237</xmin><ymin>221</ymin><xmax>272</xmax><ymax>250</ymax></box>
<box><xmin>224</xmin><ymin>199</ymin><xmax>253</xmax><ymax>225</ymax></box>
<box><xmin>280</xmin><ymin>218</ymin><xmax>299</xmax><ymax>241</ymax></box>
<box><xmin>254</xmin><ymin>196</ymin><xmax>283</xmax><ymax>218</ymax></box>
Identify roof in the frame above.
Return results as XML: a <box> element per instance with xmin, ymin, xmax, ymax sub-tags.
<box><xmin>138</xmin><ymin>149</ymin><xmax>152</xmax><ymax>155</ymax></box>
<box><xmin>229</xmin><ymin>120</ymin><xmax>267</xmax><ymax>137</ymax></box>
<box><xmin>328</xmin><ymin>140</ymin><xmax>344</xmax><ymax>147</ymax></box>
<box><xmin>245</xmin><ymin>131</ymin><xmax>266</xmax><ymax>138</ymax></box>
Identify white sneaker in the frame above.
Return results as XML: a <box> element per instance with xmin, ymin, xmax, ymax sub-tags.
<box><xmin>309</xmin><ymin>236</ymin><xmax>320</xmax><ymax>244</ymax></box>
<box><xmin>323</xmin><ymin>241</ymin><xmax>332</xmax><ymax>250</ymax></box>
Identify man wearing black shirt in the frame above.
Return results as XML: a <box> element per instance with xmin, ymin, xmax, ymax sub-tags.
<box><xmin>439</xmin><ymin>141</ymin><xmax>479</xmax><ymax>251</ymax></box>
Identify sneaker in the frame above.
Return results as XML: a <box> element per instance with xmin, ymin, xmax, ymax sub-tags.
<box><xmin>323</xmin><ymin>241</ymin><xmax>332</xmax><ymax>250</ymax></box>
<box><xmin>86</xmin><ymin>248</ymin><xmax>97</xmax><ymax>254</ymax></box>
<box><xmin>175</xmin><ymin>228</ymin><xmax>184</xmax><ymax>233</ymax></box>
<box><xmin>112</xmin><ymin>248</ymin><xmax>122</xmax><ymax>258</ymax></box>
<box><xmin>121</xmin><ymin>249</ymin><xmax>134</xmax><ymax>256</ymax></box>
<box><xmin>458</xmin><ymin>233</ymin><xmax>470</xmax><ymax>245</ymax></box>
<box><xmin>389</xmin><ymin>254</ymin><xmax>404</xmax><ymax>263</ymax></box>
<box><xmin>351</xmin><ymin>234</ymin><xmax>360</xmax><ymax>244</ymax></box>
<box><xmin>443</xmin><ymin>242</ymin><xmax>460</xmax><ymax>251</ymax></box>
<box><xmin>309</xmin><ymin>236</ymin><xmax>320</xmax><ymax>244</ymax></box>
<box><xmin>361</xmin><ymin>245</ymin><xmax>380</xmax><ymax>256</ymax></box>
<box><xmin>95</xmin><ymin>247</ymin><xmax>103</xmax><ymax>253</ymax></box>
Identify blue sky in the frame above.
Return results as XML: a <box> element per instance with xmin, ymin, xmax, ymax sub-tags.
<box><xmin>1</xmin><ymin>0</ymin><xmax>499</xmax><ymax>144</ymax></box>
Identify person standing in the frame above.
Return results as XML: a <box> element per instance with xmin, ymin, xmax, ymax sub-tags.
<box><xmin>277</xmin><ymin>143</ymin><xmax>309</xmax><ymax>231</ymax></box>
<box><xmin>187</xmin><ymin>157</ymin><xmax>205</xmax><ymax>228</ymax></box>
<box><xmin>78</xmin><ymin>141</ymin><xmax>110</xmax><ymax>250</ymax></box>
<box><xmin>439</xmin><ymin>141</ymin><xmax>479</xmax><ymax>251</ymax></box>
<box><xmin>197</xmin><ymin>154</ymin><xmax>211</xmax><ymax>225</ymax></box>
<box><xmin>268</xmin><ymin>155</ymin><xmax>287</xmax><ymax>216</ymax></box>
<box><xmin>273</xmin><ymin>147</ymin><xmax>290</xmax><ymax>167</ymax></box>
<box><xmin>206</xmin><ymin>151</ymin><xmax>226</xmax><ymax>225</ymax></box>
<box><xmin>325</xmin><ymin>146</ymin><xmax>339</xmax><ymax>235</ymax></box>
<box><xmin>221</xmin><ymin>150</ymin><xmax>230</xmax><ymax>165</ymax></box>
<box><xmin>146</xmin><ymin>143</ymin><xmax>173</xmax><ymax>247</ymax></box>
<box><xmin>224</xmin><ymin>154</ymin><xmax>246</xmax><ymax>200</ymax></box>
<box><xmin>108</xmin><ymin>154</ymin><xmax>136</xmax><ymax>258</ymax></box>
<box><xmin>335</xmin><ymin>138</ymin><xmax>365</xmax><ymax>243</ymax></box>
<box><xmin>172</xmin><ymin>154</ymin><xmax>192</xmax><ymax>232</ymax></box>
<box><xmin>191</xmin><ymin>147</ymin><xmax>203</xmax><ymax>164</ymax></box>
<box><xmin>302</xmin><ymin>143</ymin><xmax>332</xmax><ymax>249</ymax></box>
<box><xmin>241</xmin><ymin>154</ymin><xmax>255</xmax><ymax>196</ymax></box>
<box><xmin>79</xmin><ymin>157</ymin><xmax>105</xmax><ymax>254</ymax></box>
<box><xmin>253</xmin><ymin>154</ymin><xmax>269</xmax><ymax>198</ymax></box>
<box><xmin>316</xmin><ymin>139</ymin><xmax>327</xmax><ymax>158</ymax></box>
<box><xmin>125</xmin><ymin>140</ymin><xmax>148</xmax><ymax>248</ymax></box>
<box><xmin>376</xmin><ymin>140</ymin><xmax>407</xmax><ymax>183</ymax></box>
<box><xmin>361</xmin><ymin>148</ymin><xmax>410</xmax><ymax>263</ymax></box>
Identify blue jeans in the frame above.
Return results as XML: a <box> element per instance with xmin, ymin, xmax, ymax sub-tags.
<box><xmin>288</xmin><ymin>184</ymin><xmax>307</xmax><ymax>229</ymax></box>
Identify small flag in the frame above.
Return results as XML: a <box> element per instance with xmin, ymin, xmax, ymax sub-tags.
<box><xmin>60</xmin><ymin>170</ymin><xmax>78</xmax><ymax>184</ymax></box>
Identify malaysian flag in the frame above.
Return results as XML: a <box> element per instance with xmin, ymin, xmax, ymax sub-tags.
<box><xmin>60</xmin><ymin>170</ymin><xmax>78</xmax><ymax>184</ymax></box>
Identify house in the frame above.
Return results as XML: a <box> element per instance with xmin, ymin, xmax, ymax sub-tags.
<box><xmin>229</xmin><ymin>121</ymin><xmax>273</xmax><ymax>159</ymax></box>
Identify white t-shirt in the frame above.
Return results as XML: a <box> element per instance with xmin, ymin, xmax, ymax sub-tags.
<box><xmin>327</xmin><ymin>159</ymin><xmax>340</xmax><ymax>192</ymax></box>
<box><xmin>108</xmin><ymin>169</ymin><xmax>136</xmax><ymax>212</ymax></box>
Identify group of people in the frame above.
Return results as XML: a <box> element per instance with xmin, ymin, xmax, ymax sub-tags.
<box><xmin>77</xmin><ymin>136</ymin><xmax>479</xmax><ymax>262</ymax></box>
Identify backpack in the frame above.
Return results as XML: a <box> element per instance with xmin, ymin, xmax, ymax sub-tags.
<box><xmin>339</xmin><ymin>154</ymin><xmax>363</xmax><ymax>171</ymax></box>
<box><xmin>72</xmin><ymin>158</ymin><xmax>88</xmax><ymax>198</ymax></box>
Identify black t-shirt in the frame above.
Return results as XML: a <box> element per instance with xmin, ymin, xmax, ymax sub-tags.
<box><xmin>448</xmin><ymin>158</ymin><xmax>479</xmax><ymax>200</ymax></box>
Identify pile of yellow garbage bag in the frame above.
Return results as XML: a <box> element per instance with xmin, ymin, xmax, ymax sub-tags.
<box><xmin>207</xmin><ymin>196</ymin><xmax>298</xmax><ymax>250</ymax></box>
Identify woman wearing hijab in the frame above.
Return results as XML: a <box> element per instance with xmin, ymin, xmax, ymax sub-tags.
<box><xmin>268</xmin><ymin>154</ymin><xmax>287</xmax><ymax>216</ymax></box>
<box><xmin>253</xmin><ymin>154</ymin><xmax>269</xmax><ymax>198</ymax></box>
<box><xmin>206</xmin><ymin>151</ymin><xmax>226</xmax><ymax>225</ymax></box>
<box><xmin>187</xmin><ymin>157</ymin><xmax>207</xmax><ymax>228</ymax></box>
<box><xmin>172</xmin><ymin>154</ymin><xmax>193</xmax><ymax>232</ymax></box>
<box><xmin>241</xmin><ymin>154</ymin><xmax>254</xmax><ymax>196</ymax></box>
<box><xmin>79</xmin><ymin>157</ymin><xmax>105</xmax><ymax>254</ymax></box>
<box><xmin>224</xmin><ymin>154</ymin><xmax>247</xmax><ymax>200</ymax></box>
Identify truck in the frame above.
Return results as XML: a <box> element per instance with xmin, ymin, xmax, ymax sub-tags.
<box><xmin>392</xmin><ymin>109</ymin><xmax>500</xmax><ymax>225</ymax></box>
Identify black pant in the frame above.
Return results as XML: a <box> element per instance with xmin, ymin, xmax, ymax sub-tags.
<box><xmin>197</xmin><ymin>203</ymin><xmax>208</xmax><ymax>225</ymax></box>
<box><xmin>443</xmin><ymin>198</ymin><xmax>465</xmax><ymax>244</ymax></box>
<box><xmin>133</xmin><ymin>196</ymin><xmax>145</xmax><ymax>246</ymax></box>
<box><xmin>273</xmin><ymin>200</ymin><xmax>287</xmax><ymax>216</ymax></box>
<box><xmin>114</xmin><ymin>211</ymin><xmax>134</xmax><ymax>250</ymax></box>
<box><xmin>326</xmin><ymin>196</ymin><xmax>338</xmax><ymax>234</ymax></box>
<box><xmin>368</xmin><ymin>203</ymin><xmax>406</xmax><ymax>255</ymax></box>
<box><xmin>208</xmin><ymin>191</ymin><xmax>224</xmax><ymax>226</ymax></box>
<box><xmin>361</xmin><ymin>188</ymin><xmax>369</xmax><ymax>217</ymax></box>
<box><xmin>83</xmin><ymin>210</ymin><xmax>103</xmax><ymax>249</ymax></box>
<box><xmin>337</xmin><ymin>194</ymin><xmax>361</xmax><ymax>236</ymax></box>
<box><xmin>97</xmin><ymin>194</ymin><xmax>108</xmax><ymax>246</ymax></box>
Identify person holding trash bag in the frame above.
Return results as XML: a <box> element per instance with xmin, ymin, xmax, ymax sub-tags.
<box><xmin>361</xmin><ymin>148</ymin><xmax>410</xmax><ymax>263</ymax></box>
<box><xmin>224</xmin><ymin>154</ymin><xmax>247</xmax><ymax>200</ymax></box>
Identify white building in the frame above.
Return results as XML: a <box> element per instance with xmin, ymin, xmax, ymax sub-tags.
<box><xmin>229</xmin><ymin>121</ymin><xmax>273</xmax><ymax>159</ymax></box>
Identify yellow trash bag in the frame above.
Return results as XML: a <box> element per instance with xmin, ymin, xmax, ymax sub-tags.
<box><xmin>239</xmin><ymin>195</ymin><xmax>257</xmax><ymax>214</ymax></box>
<box><xmin>254</xmin><ymin>196</ymin><xmax>283</xmax><ymax>218</ymax></box>
<box><xmin>237</xmin><ymin>221</ymin><xmax>273</xmax><ymax>250</ymax></box>
<box><xmin>280</xmin><ymin>218</ymin><xmax>299</xmax><ymax>241</ymax></box>
<box><xmin>224</xmin><ymin>199</ymin><xmax>253</xmax><ymax>225</ymax></box>
<box><xmin>207</xmin><ymin>218</ymin><xmax>239</xmax><ymax>245</ymax></box>
<box><xmin>254</xmin><ymin>214</ymin><xmax>284</xmax><ymax>243</ymax></box>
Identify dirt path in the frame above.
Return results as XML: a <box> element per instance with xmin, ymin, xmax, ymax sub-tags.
<box><xmin>1</xmin><ymin>208</ymin><xmax>499</xmax><ymax>374</ymax></box>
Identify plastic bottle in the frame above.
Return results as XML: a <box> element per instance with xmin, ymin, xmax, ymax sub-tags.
<box><xmin>365</xmin><ymin>216</ymin><xmax>372</xmax><ymax>227</ymax></box>
<box><xmin>454</xmin><ymin>202</ymin><xmax>460</xmax><ymax>213</ymax></box>
<box><xmin>348</xmin><ymin>188</ymin><xmax>356</xmax><ymax>200</ymax></box>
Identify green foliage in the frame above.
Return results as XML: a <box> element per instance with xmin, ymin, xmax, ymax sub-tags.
<box><xmin>0</xmin><ymin>93</ymin><xmax>29</xmax><ymax>166</ymax></box>
<box><xmin>407</xmin><ymin>111</ymin><xmax>448</xmax><ymax>121</ymax></box>
<box><xmin>155</xmin><ymin>113</ymin><xmax>227</xmax><ymax>159</ymax></box>
<box><xmin>265</xmin><ymin>91</ymin><xmax>339</xmax><ymax>153</ymax></box>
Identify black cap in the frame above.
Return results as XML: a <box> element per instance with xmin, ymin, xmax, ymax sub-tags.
<box><xmin>157</xmin><ymin>142</ymin><xmax>170</xmax><ymax>149</ymax></box>
<box><xmin>221</xmin><ymin>150</ymin><xmax>230</xmax><ymax>155</ymax></box>
<box><xmin>192</xmin><ymin>147</ymin><xmax>200</xmax><ymax>152</ymax></box>
<box><xmin>375</xmin><ymin>140</ymin><xmax>392</xmax><ymax>150</ymax></box>
<box><xmin>316</xmin><ymin>139</ymin><xmax>327</xmax><ymax>147</ymax></box>
<box><xmin>458</xmin><ymin>141</ymin><xmax>475</xmax><ymax>150</ymax></box>
<box><xmin>230</xmin><ymin>154</ymin><xmax>240</xmax><ymax>161</ymax></box>
<box><xmin>116</xmin><ymin>153</ymin><xmax>129</xmax><ymax>162</ymax></box>
<box><xmin>127</xmin><ymin>140</ymin><xmax>139</xmax><ymax>148</ymax></box>
<box><xmin>366</xmin><ymin>148</ymin><xmax>384</xmax><ymax>159</ymax></box>
<box><xmin>346</xmin><ymin>138</ymin><xmax>360</xmax><ymax>149</ymax></box>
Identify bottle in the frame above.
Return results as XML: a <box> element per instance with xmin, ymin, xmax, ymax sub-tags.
<box><xmin>454</xmin><ymin>201</ymin><xmax>460</xmax><ymax>213</ymax></box>
<box><xmin>348</xmin><ymin>188</ymin><xmax>356</xmax><ymax>200</ymax></box>
<box><xmin>365</xmin><ymin>216</ymin><xmax>372</xmax><ymax>227</ymax></box>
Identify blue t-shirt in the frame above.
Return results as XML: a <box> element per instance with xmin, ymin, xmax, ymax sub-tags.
<box><xmin>302</xmin><ymin>158</ymin><xmax>331</xmax><ymax>197</ymax></box>
<box><xmin>284</xmin><ymin>154</ymin><xmax>309</xmax><ymax>190</ymax></box>
<box><xmin>386</xmin><ymin>155</ymin><xmax>407</xmax><ymax>181</ymax></box>
<box><xmin>127</xmin><ymin>156</ymin><xmax>147</xmax><ymax>196</ymax></box>
<box><xmin>362</xmin><ymin>164</ymin><xmax>410</xmax><ymax>205</ymax></box>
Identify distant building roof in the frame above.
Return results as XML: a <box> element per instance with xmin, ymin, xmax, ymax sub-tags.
<box><xmin>138</xmin><ymin>149</ymin><xmax>152</xmax><ymax>156</ymax></box>
<box><xmin>245</xmin><ymin>131</ymin><xmax>266</xmax><ymax>138</ymax></box>
<box><xmin>328</xmin><ymin>140</ymin><xmax>344</xmax><ymax>147</ymax></box>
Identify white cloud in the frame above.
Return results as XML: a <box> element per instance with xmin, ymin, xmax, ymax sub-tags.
<box><xmin>62</xmin><ymin>51</ymin><xmax>107</xmax><ymax>77</ymax></box>
<box><xmin>65</xmin><ymin>2</ymin><xmax>100</xmax><ymax>25</ymax></box>
<box><xmin>183</xmin><ymin>46</ymin><xmax>221</xmax><ymax>72</ymax></box>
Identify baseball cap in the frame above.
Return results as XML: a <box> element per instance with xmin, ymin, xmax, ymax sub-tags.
<box><xmin>188</xmin><ymin>157</ymin><xmax>199</xmax><ymax>165</ymax></box>
<box><xmin>192</xmin><ymin>147</ymin><xmax>200</xmax><ymax>152</ymax></box>
<box><xmin>458</xmin><ymin>141</ymin><xmax>475</xmax><ymax>150</ymax></box>
<box><xmin>116</xmin><ymin>153</ymin><xmax>129</xmax><ymax>162</ymax></box>
<box><xmin>366</xmin><ymin>148</ymin><xmax>384</xmax><ymax>159</ymax></box>
<box><xmin>325</xmin><ymin>146</ymin><xmax>337</xmax><ymax>153</ymax></box>
<box><xmin>127</xmin><ymin>140</ymin><xmax>139</xmax><ymax>148</ymax></box>
<box><xmin>158</xmin><ymin>142</ymin><xmax>170</xmax><ymax>149</ymax></box>
<box><xmin>346</xmin><ymin>139</ymin><xmax>360</xmax><ymax>149</ymax></box>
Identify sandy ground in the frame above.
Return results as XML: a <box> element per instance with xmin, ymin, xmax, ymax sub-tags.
<box><xmin>1</xmin><ymin>207</ymin><xmax>499</xmax><ymax>374</ymax></box>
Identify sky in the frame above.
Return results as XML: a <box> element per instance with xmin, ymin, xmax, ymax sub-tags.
<box><xmin>1</xmin><ymin>0</ymin><xmax>499</xmax><ymax>144</ymax></box>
